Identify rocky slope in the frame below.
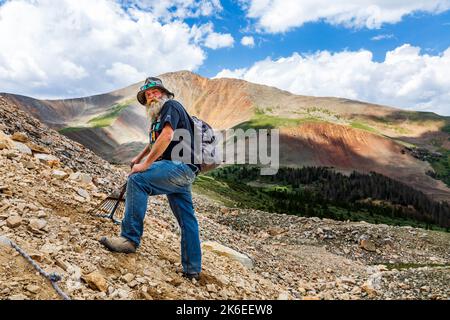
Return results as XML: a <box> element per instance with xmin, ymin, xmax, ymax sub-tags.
<box><xmin>279</xmin><ymin>122</ymin><xmax>449</xmax><ymax>201</ymax></box>
<box><xmin>1</xmin><ymin>98</ymin><xmax>449</xmax><ymax>300</ymax></box>
<box><xmin>0</xmin><ymin>100</ymin><xmax>284</xmax><ymax>300</ymax></box>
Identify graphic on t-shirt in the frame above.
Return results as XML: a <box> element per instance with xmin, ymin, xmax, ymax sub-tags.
<box><xmin>150</xmin><ymin>120</ymin><xmax>161</xmax><ymax>145</ymax></box>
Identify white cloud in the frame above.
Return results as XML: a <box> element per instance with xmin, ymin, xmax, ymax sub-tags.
<box><xmin>105</xmin><ymin>62</ymin><xmax>146</xmax><ymax>84</ymax></box>
<box><xmin>241</xmin><ymin>0</ymin><xmax>450</xmax><ymax>33</ymax></box>
<box><xmin>190</xmin><ymin>22</ymin><xmax>234</xmax><ymax>49</ymax></box>
<box><xmin>215</xmin><ymin>44</ymin><xmax>450</xmax><ymax>116</ymax></box>
<box><xmin>371</xmin><ymin>34</ymin><xmax>395</xmax><ymax>41</ymax></box>
<box><xmin>241</xmin><ymin>36</ymin><xmax>255</xmax><ymax>47</ymax></box>
<box><xmin>0</xmin><ymin>0</ymin><xmax>224</xmax><ymax>98</ymax></box>
<box><xmin>122</xmin><ymin>0</ymin><xmax>222</xmax><ymax>21</ymax></box>
<box><xmin>204</xmin><ymin>32</ymin><xmax>234</xmax><ymax>49</ymax></box>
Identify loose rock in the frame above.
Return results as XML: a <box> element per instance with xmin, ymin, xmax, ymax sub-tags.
<box><xmin>29</xmin><ymin>218</ymin><xmax>47</xmax><ymax>231</ymax></box>
<box><xmin>83</xmin><ymin>272</ymin><xmax>108</xmax><ymax>292</ymax></box>
<box><xmin>360</xmin><ymin>239</ymin><xmax>376</xmax><ymax>252</ymax></box>
<box><xmin>11</xmin><ymin>132</ymin><xmax>28</xmax><ymax>143</ymax></box>
<box><xmin>25</xmin><ymin>285</ymin><xmax>40</xmax><ymax>294</ymax></box>
<box><xmin>203</xmin><ymin>241</ymin><xmax>254</xmax><ymax>269</ymax></box>
<box><xmin>13</xmin><ymin>141</ymin><xmax>32</xmax><ymax>155</ymax></box>
<box><xmin>6</xmin><ymin>216</ymin><xmax>22</xmax><ymax>228</ymax></box>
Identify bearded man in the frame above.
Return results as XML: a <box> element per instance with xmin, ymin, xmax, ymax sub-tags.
<box><xmin>100</xmin><ymin>77</ymin><xmax>202</xmax><ymax>280</ymax></box>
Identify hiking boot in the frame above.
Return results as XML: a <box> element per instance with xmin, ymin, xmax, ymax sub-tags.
<box><xmin>182</xmin><ymin>272</ymin><xmax>201</xmax><ymax>281</ymax></box>
<box><xmin>100</xmin><ymin>236</ymin><xmax>136</xmax><ymax>253</ymax></box>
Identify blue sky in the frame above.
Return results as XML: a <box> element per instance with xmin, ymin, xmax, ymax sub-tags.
<box><xmin>0</xmin><ymin>0</ymin><xmax>450</xmax><ymax>115</ymax></box>
<box><xmin>197</xmin><ymin>6</ymin><xmax>450</xmax><ymax>77</ymax></box>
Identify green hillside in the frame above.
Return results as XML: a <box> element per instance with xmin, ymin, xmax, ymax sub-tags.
<box><xmin>193</xmin><ymin>165</ymin><xmax>449</xmax><ymax>232</ymax></box>
<box><xmin>59</xmin><ymin>100</ymin><xmax>133</xmax><ymax>133</ymax></box>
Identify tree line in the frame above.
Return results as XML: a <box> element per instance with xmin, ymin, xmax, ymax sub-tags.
<box><xmin>209</xmin><ymin>166</ymin><xmax>450</xmax><ymax>229</ymax></box>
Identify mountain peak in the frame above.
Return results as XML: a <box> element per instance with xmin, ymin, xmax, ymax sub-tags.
<box><xmin>3</xmin><ymin>73</ymin><xmax>450</xmax><ymax>202</ymax></box>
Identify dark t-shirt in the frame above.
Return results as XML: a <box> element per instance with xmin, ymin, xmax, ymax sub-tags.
<box><xmin>150</xmin><ymin>99</ymin><xmax>200</xmax><ymax>170</ymax></box>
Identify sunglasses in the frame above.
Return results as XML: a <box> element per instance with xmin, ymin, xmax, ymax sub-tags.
<box><xmin>140</xmin><ymin>81</ymin><xmax>158</xmax><ymax>91</ymax></box>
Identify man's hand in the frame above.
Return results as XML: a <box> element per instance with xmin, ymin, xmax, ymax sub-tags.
<box><xmin>130</xmin><ymin>156</ymin><xmax>142</xmax><ymax>169</ymax></box>
<box><xmin>130</xmin><ymin>145</ymin><xmax>151</xmax><ymax>169</ymax></box>
<box><xmin>130</xmin><ymin>162</ymin><xmax>149</xmax><ymax>175</ymax></box>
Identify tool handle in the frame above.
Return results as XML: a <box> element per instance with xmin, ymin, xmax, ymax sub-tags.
<box><xmin>118</xmin><ymin>182</ymin><xmax>127</xmax><ymax>200</ymax></box>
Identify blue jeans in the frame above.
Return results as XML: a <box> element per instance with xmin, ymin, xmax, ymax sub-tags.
<box><xmin>120</xmin><ymin>160</ymin><xmax>201</xmax><ymax>274</ymax></box>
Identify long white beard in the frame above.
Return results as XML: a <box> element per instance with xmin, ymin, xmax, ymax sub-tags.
<box><xmin>146</xmin><ymin>96</ymin><xmax>169</xmax><ymax>123</ymax></box>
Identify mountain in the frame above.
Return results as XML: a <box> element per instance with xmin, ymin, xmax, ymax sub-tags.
<box><xmin>1</xmin><ymin>97</ymin><xmax>449</xmax><ymax>300</ymax></box>
<box><xmin>2</xmin><ymin>71</ymin><xmax>449</xmax><ymax>202</ymax></box>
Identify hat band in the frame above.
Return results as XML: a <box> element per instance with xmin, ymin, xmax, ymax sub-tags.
<box><xmin>140</xmin><ymin>81</ymin><xmax>159</xmax><ymax>91</ymax></box>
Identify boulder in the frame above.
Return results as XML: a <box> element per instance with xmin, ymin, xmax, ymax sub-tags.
<box><xmin>361</xmin><ymin>283</ymin><xmax>378</xmax><ymax>296</ymax></box>
<box><xmin>25</xmin><ymin>285</ymin><xmax>40</xmax><ymax>294</ymax></box>
<box><xmin>77</xmin><ymin>188</ymin><xmax>90</xmax><ymax>199</ymax></box>
<box><xmin>6</xmin><ymin>216</ymin><xmax>22</xmax><ymax>228</ymax></box>
<box><xmin>34</xmin><ymin>153</ymin><xmax>60</xmax><ymax>168</ymax></box>
<box><xmin>202</xmin><ymin>241</ymin><xmax>253</xmax><ymax>269</ymax></box>
<box><xmin>121</xmin><ymin>273</ymin><xmax>135</xmax><ymax>284</ymax></box>
<box><xmin>0</xmin><ymin>131</ymin><xmax>14</xmax><ymax>150</ymax></box>
<box><xmin>8</xmin><ymin>294</ymin><xmax>28</xmax><ymax>300</ymax></box>
<box><xmin>40</xmin><ymin>243</ymin><xmax>61</xmax><ymax>255</ymax></box>
<box><xmin>54</xmin><ymin>258</ymin><xmax>69</xmax><ymax>271</ymax></box>
<box><xmin>11</xmin><ymin>132</ymin><xmax>28</xmax><ymax>143</ymax></box>
<box><xmin>277</xmin><ymin>291</ymin><xmax>290</xmax><ymax>300</ymax></box>
<box><xmin>74</xmin><ymin>195</ymin><xmax>86</xmax><ymax>203</ymax></box>
<box><xmin>0</xmin><ymin>235</ymin><xmax>11</xmax><ymax>246</ymax></box>
<box><xmin>206</xmin><ymin>284</ymin><xmax>217</xmax><ymax>293</ymax></box>
<box><xmin>267</xmin><ymin>227</ymin><xmax>286</xmax><ymax>236</ymax></box>
<box><xmin>26</xmin><ymin>142</ymin><xmax>50</xmax><ymax>154</ymax></box>
<box><xmin>29</xmin><ymin>218</ymin><xmax>47</xmax><ymax>230</ymax></box>
<box><xmin>51</xmin><ymin>169</ymin><xmax>69</xmax><ymax>180</ymax></box>
<box><xmin>111</xmin><ymin>288</ymin><xmax>129</xmax><ymax>299</ymax></box>
<box><xmin>360</xmin><ymin>239</ymin><xmax>377</xmax><ymax>252</ymax></box>
<box><xmin>37</xmin><ymin>211</ymin><xmax>47</xmax><ymax>218</ymax></box>
<box><xmin>69</xmin><ymin>172</ymin><xmax>92</xmax><ymax>184</ymax></box>
<box><xmin>83</xmin><ymin>271</ymin><xmax>108</xmax><ymax>292</ymax></box>
<box><xmin>13</xmin><ymin>141</ymin><xmax>32</xmax><ymax>155</ymax></box>
<box><xmin>339</xmin><ymin>276</ymin><xmax>356</xmax><ymax>285</ymax></box>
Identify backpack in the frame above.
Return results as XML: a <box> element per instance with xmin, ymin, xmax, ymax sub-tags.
<box><xmin>189</xmin><ymin>116</ymin><xmax>221</xmax><ymax>173</ymax></box>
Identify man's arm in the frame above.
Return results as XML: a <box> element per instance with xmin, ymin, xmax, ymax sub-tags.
<box><xmin>131</xmin><ymin>144</ymin><xmax>151</xmax><ymax>167</ymax></box>
<box><xmin>131</xmin><ymin>123</ymin><xmax>174</xmax><ymax>174</ymax></box>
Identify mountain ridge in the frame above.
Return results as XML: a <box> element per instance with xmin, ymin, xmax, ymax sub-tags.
<box><xmin>1</xmin><ymin>71</ymin><xmax>449</xmax><ymax>202</ymax></box>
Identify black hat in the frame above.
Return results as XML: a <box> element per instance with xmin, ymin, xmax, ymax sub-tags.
<box><xmin>137</xmin><ymin>77</ymin><xmax>175</xmax><ymax>105</ymax></box>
